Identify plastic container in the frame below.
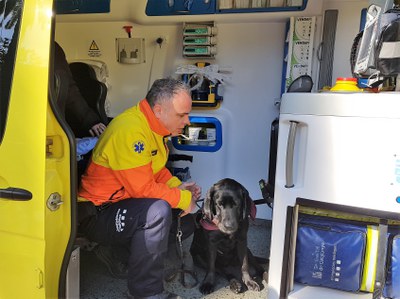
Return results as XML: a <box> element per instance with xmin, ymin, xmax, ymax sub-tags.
<box><xmin>330</xmin><ymin>77</ymin><xmax>361</xmax><ymax>92</ymax></box>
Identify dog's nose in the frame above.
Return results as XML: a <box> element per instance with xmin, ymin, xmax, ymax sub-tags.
<box><xmin>222</xmin><ymin>220</ymin><xmax>237</xmax><ymax>230</ymax></box>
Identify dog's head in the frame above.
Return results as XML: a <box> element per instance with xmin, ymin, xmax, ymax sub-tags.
<box><xmin>203</xmin><ymin>178</ymin><xmax>253</xmax><ymax>234</ymax></box>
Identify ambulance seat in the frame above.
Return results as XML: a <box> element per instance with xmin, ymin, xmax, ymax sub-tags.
<box><xmin>54</xmin><ymin>69</ymin><xmax>69</xmax><ymax>115</ymax></box>
<box><xmin>69</xmin><ymin>62</ymin><xmax>109</xmax><ymax>125</ymax></box>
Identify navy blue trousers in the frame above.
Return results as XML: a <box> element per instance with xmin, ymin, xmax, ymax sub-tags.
<box><xmin>79</xmin><ymin>198</ymin><xmax>194</xmax><ymax>297</ymax></box>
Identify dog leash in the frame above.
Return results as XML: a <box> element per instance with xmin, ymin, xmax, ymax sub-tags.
<box><xmin>164</xmin><ymin>214</ymin><xmax>199</xmax><ymax>288</ymax></box>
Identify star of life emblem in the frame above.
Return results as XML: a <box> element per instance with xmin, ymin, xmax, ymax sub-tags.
<box><xmin>133</xmin><ymin>140</ymin><xmax>145</xmax><ymax>153</ymax></box>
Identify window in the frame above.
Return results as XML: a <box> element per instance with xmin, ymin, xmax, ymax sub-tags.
<box><xmin>0</xmin><ymin>0</ymin><xmax>23</xmax><ymax>143</ymax></box>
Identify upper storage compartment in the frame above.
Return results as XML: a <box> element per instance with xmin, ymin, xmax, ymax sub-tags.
<box><xmin>146</xmin><ymin>0</ymin><xmax>308</xmax><ymax>16</ymax></box>
<box><xmin>218</xmin><ymin>0</ymin><xmax>308</xmax><ymax>13</ymax></box>
<box><xmin>55</xmin><ymin>0</ymin><xmax>111</xmax><ymax>14</ymax></box>
<box><xmin>146</xmin><ymin>0</ymin><xmax>217</xmax><ymax>16</ymax></box>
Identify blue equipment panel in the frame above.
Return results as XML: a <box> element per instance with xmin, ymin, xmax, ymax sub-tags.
<box><xmin>172</xmin><ymin>116</ymin><xmax>222</xmax><ymax>152</ymax></box>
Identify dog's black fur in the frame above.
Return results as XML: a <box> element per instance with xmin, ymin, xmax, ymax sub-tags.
<box><xmin>190</xmin><ymin>178</ymin><xmax>267</xmax><ymax>294</ymax></box>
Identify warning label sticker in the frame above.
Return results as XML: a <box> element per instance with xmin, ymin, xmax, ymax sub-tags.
<box><xmin>88</xmin><ymin>40</ymin><xmax>101</xmax><ymax>57</ymax></box>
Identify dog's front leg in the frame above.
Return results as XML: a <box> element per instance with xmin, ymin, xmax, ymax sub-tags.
<box><xmin>238</xmin><ymin>241</ymin><xmax>261</xmax><ymax>292</ymax></box>
<box><xmin>199</xmin><ymin>244</ymin><xmax>217</xmax><ymax>294</ymax></box>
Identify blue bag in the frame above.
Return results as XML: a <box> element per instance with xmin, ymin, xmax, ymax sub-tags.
<box><xmin>384</xmin><ymin>234</ymin><xmax>400</xmax><ymax>299</ymax></box>
<box><xmin>295</xmin><ymin>216</ymin><xmax>367</xmax><ymax>292</ymax></box>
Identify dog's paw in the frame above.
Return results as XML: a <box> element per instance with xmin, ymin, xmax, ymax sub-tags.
<box><xmin>199</xmin><ymin>282</ymin><xmax>215</xmax><ymax>294</ymax></box>
<box><xmin>244</xmin><ymin>278</ymin><xmax>261</xmax><ymax>292</ymax></box>
<box><xmin>229</xmin><ymin>278</ymin><xmax>245</xmax><ymax>294</ymax></box>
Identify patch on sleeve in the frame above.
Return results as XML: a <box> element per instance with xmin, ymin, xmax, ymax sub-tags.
<box><xmin>133</xmin><ymin>140</ymin><xmax>145</xmax><ymax>154</ymax></box>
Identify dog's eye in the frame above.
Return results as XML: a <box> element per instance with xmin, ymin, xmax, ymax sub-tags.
<box><xmin>218</xmin><ymin>198</ymin><xmax>237</xmax><ymax>208</ymax></box>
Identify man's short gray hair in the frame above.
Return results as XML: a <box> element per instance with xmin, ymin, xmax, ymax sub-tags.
<box><xmin>146</xmin><ymin>78</ymin><xmax>191</xmax><ymax>107</ymax></box>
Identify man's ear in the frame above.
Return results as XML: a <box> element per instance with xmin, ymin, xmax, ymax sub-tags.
<box><xmin>153</xmin><ymin>103</ymin><xmax>162</xmax><ymax>118</ymax></box>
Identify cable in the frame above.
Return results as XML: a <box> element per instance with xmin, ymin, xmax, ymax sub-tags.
<box><xmin>147</xmin><ymin>37</ymin><xmax>167</xmax><ymax>90</ymax></box>
<box><xmin>147</xmin><ymin>43</ymin><xmax>158</xmax><ymax>91</ymax></box>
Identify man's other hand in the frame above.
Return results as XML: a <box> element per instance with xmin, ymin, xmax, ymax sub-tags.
<box><xmin>179</xmin><ymin>181</ymin><xmax>201</xmax><ymax>217</ymax></box>
<box><xmin>89</xmin><ymin>122</ymin><xmax>107</xmax><ymax>137</ymax></box>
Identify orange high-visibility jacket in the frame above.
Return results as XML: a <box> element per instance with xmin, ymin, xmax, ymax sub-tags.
<box><xmin>78</xmin><ymin>99</ymin><xmax>191</xmax><ymax>210</ymax></box>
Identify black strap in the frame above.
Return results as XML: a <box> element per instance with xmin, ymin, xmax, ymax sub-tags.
<box><xmin>108</xmin><ymin>186</ymin><xmax>124</xmax><ymax>201</ymax></box>
<box><xmin>96</xmin><ymin>187</ymin><xmax>124</xmax><ymax>212</ymax></box>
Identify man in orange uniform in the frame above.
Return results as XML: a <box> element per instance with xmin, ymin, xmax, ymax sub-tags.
<box><xmin>78</xmin><ymin>78</ymin><xmax>201</xmax><ymax>299</ymax></box>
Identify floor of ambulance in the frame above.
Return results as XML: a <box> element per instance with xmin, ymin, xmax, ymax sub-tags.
<box><xmin>79</xmin><ymin>219</ymin><xmax>271</xmax><ymax>299</ymax></box>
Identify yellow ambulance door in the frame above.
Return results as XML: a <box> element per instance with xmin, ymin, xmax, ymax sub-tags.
<box><xmin>0</xmin><ymin>1</ymin><xmax>76</xmax><ymax>298</ymax></box>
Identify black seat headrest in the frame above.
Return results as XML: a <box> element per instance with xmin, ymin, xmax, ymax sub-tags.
<box><xmin>69</xmin><ymin>62</ymin><xmax>97</xmax><ymax>81</ymax></box>
<box><xmin>68</xmin><ymin>62</ymin><xmax>109</xmax><ymax>126</ymax></box>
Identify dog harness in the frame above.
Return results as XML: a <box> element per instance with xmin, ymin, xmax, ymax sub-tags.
<box><xmin>199</xmin><ymin>200</ymin><xmax>257</xmax><ymax>231</ymax></box>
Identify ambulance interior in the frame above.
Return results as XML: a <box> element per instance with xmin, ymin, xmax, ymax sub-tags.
<box><xmin>53</xmin><ymin>0</ymin><xmax>400</xmax><ymax>298</ymax></box>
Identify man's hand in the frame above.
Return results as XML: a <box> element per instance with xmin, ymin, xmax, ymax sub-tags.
<box><xmin>89</xmin><ymin>122</ymin><xmax>106</xmax><ymax>137</ymax></box>
<box><xmin>179</xmin><ymin>181</ymin><xmax>201</xmax><ymax>200</ymax></box>
<box><xmin>179</xmin><ymin>181</ymin><xmax>202</xmax><ymax>217</ymax></box>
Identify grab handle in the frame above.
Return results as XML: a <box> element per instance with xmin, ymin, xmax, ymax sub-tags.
<box><xmin>285</xmin><ymin>121</ymin><xmax>298</xmax><ymax>188</ymax></box>
<box><xmin>0</xmin><ymin>187</ymin><xmax>32</xmax><ymax>200</ymax></box>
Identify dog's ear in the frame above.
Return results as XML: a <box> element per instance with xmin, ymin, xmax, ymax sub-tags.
<box><xmin>241</xmin><ymin>186</ymin><xmax>252</xmax><ymax>220</ymax></box>
<box><xmin>203</xmin><ymin>185</ymin><xmax>216</xmax><ymax>219</ymax></box>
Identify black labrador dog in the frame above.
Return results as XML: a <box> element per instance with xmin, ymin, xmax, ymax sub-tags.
<box><xmin>190</xmin><ymin>178</ymin><xmax>267</xmax><ymax>294</ymax></box>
